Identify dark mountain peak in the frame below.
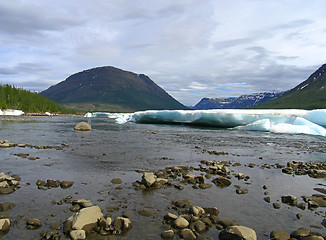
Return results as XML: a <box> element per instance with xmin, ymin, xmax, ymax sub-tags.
<box><xmin>40</xmin><ymin>66</ymin><xmax>187</xmax><ymax>111</ymax></box>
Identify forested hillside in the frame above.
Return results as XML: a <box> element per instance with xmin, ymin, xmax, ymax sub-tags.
<box><xmin>0</xmin><ymin>84</ymin><xmax>69</xmax><ymax>113</ymax></box>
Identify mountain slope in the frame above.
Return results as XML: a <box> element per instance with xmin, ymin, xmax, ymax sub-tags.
<box><xmin>0</xmin><ymin>84</ymin><xmax>69</xmax><ymax>113</ymax></box>
<box><xmin>40</xmin><ymin>66</ymin><xmax>187</xmax><ymax>111</ymax></box>
<box><xmin>253</xmin><ymin>64</ymin><xmax>326</xmax><ymax>109</ymax></box>
<box><xmin>194</xmin><ymin>91</ymin><xmax>285</xmax><ymax>109</ymax></box>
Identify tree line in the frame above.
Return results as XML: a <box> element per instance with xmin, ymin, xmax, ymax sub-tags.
<box><xmin>0</xmin><ymin>84</ymin><xmax>71</xmax><ymax>113</ymax></box>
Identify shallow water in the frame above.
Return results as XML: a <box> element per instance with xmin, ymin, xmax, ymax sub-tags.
<box><xmin>0</xmin><ymin>116</ymin><xmax>326</xmax><ymax>239</ymax></box>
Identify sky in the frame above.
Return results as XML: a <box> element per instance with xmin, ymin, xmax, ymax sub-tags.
<box><xmin>0</xmin><ymin>0</ymin><xmax>326</xmax><ymax>106</ymax></box>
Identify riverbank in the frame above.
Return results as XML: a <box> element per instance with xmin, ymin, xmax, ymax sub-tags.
<box><xmin>0</xmin><ymin>117</ymin><xmax>326</xmax><ymax>239</ymax></box>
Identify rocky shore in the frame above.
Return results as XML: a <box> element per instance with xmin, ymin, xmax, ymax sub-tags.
<box><xmin>1</xmin><ymin>137</ymin><xmax>326</xmax><ymax>239</ymax></box>
<box><xmin>1</xmin><ymin>118</ymin><xmax>326</xmax><ymax>239</ymax></box>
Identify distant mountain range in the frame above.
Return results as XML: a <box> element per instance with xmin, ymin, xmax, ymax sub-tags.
<box><xmin>194</xmin><ymin>91</ymin><xmax>285</xmax><ymax>109</ymax></box>
<box><xmin>40</xmin><ymin>66</ymin><xmax>188</xmax><ymax>112</ymax></box>
<box><xmin>253</xmin><ymin>64</ymin><xmax>326</xmax><ymax>109</ymax></box>
<box><xmin>194</xmin><ymin>63</ymin><xmax>326</xmax><ymax>110</ymax></box>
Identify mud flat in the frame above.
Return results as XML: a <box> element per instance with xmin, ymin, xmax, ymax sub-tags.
<box><xmin>0</xmin><ymin>117</ymin><xmax>326</xmax><ymax>239</ymax></box>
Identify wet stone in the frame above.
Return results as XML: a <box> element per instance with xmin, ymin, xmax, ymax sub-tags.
<box><xmin>111</xmin><ymin>178</ymin><xmax>122</xmax><ymax>184</ymax></box>
<box><xmin>161</xmin><ymin>229</ymin><xmax>174</xmax><ymax>239</ymax></box>
<box><xmin>180</xmin><ymin>228</ymin><xmax>196</xmax><ymax>240</ymax></box>
<box><xmin>290</xmin><ymin>227</ymin><xmax>310</xmax><ymax>238</ymax></box>
<box><xmin>270</xmin><ymin>230</ymin><xmax>290</xmax><ymax>240</ymax></box>
<box><xmin>273</xmin><ymin>203</ymin><xmax>281</xmax><ymax>209</ymax></box>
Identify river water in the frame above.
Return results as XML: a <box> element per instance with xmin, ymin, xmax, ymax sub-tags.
<box><xmin>0</xmin><ymin>116</ymin><xmax>326</xmax><ymax>239</ymax></box>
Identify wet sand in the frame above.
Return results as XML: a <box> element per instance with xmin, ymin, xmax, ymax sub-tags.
<box><xmin>0</xmin><ymin>116</ymin><xmax>326</xmax><ymax>239</ymax></box>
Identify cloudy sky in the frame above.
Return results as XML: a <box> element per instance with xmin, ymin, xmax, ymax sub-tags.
<box><xmin>1</xmin><ymin>0</ymin><xmax>325</xmax><ymax>105</ymax></box>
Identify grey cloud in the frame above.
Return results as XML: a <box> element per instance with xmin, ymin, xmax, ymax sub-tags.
<box><xmin>0</xmin><ymin>3</ymin><xmax>81</xmax><ymax>36</ymax></box>
<box><xmin>0</xmin><ymin>68</ymin><xmax>17</xmax><ymax>75</ymax></box>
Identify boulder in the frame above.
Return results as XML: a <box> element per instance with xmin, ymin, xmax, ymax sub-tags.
<box><xmin>0</xmin><ymin>218</ymin><xmax>10</xmax><ymax>232</ymax></box>
<box><xmin>141</xmin><ymin>172</ymin><xmax>156</xmax><ymax>187</ymax></box>
<box><xmin>74</xmin><ymin>122</ymin><xmax>91</xmax><ymax>131</ymax></box>
<box><xmin>71</xmin><ymin>206</ymin><xmax>103</xmax><ymax>232</ymax></box>
<box><xmin>219</xmin><ymin>225</ymin><xmax>257</xmax><ymax>240</ymax></box>
<box><xmin>112</xmin><ymin>217</ymin><xmax>132</xmax><ymax>231</ymax></box>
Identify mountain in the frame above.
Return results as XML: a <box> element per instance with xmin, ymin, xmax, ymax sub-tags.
<box><xmin>40</xmin><ymin>66</ymin><xmax>188</xmax><ymax>112</ymax></box>
<box><xmin>194</xmin><ymin>91</ymin><xmax>285</xmax><ymax>110</ymax></box>
<box><xmin>252</xmin><ymin>64</ymin><xmax>326</xmax><ymax>109</ymax></box>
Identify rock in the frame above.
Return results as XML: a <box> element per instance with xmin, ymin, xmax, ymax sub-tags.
<box><xmin>111</xmin><ymin>178</ymin><xmax>122</xmax><ymax>184</ymax></box>
<box><xmin>190</xmin><ymin>206</ymin><xmax>205</xmax><ymax>216</ymax></box>
<box><xmin>219</xmin><ymin>225</ymin><xmax>257</xmax><ymax>240</ymax></box>
<box><xmin>174</xmin><ymin>217</ymin><xmax>189</xmax><ymax>228</ymax></box>
<box><xmin>311</xmin><ymin>195</ymin><xmax>326</xmax><ymax>207</ymax></box>
<box><xmin>302</xmin><ymin>236</ymin><xmax>324</xmax><ymax>240</ymax></box>
<box><xmin>0</xmin><ymin>212</ymin><xmax>10</xmax><ymax>219</ymax></box>
<box><xmin>212</xmin><ymin>177</ymin><xmax>232</xmax><ymax>187</ymax></box>
<box><xmin>290</xmin><ymin>227</ymin><xmax>310</xmax><ymax>238</ymax></box>
<box><xmin>273</xmin><ymin>203</ymin><xmax>281</xmax><ymax>209</ymax></box>
<box><xmin>161</xmin><ymin>229</ymin><xmax>174</xmax><ymax>239</ymax></box>
<box><xmin>71</xmin><ymin>206</ymin><xmax>103</xmax><ymax>232</ymax></box>
<box><xmin>70</xmin><ymin>229</ymin><xmax>86</xmax><ymax>240</ymax></box>
<box><xmin>270</xmin><ymin>230</ymin><xmax>290</xmax><ymax>240</ymax></box>
<box><xmin>203</xmin><ymin>207</ymin><xmax>219</xmax><ymax>216</ymax></box>
<box><xmin>74</xmin><ymin>122</ymin><xmax>91</xmax><ymax>131</ymax></box>
<box><xmin>219</xmin><ymin>219</ymin><xmax>238</xmax><ymax>228</ymax></box>
<box><xmin>112</xmin><ymin>217</ymin><xmax>132</xmax><ymax>231</ymax></box>
<box><xmin>236</xmin><ymin>188</ymin><xmax>248</xmax><ymax>194</ymax></box>
<box><xmin>72</xmin><ymin>199</ymin><xmax>93</xmax><ymax>208</ymax></box>
<box><xmin>264</xmin><ymin>197</ymin><xmax>271</xmax><ymax>203</ymax></box>
<box><xmin>281</xmin><ymin>195</ymin><xmax>298</xmax><ymax>206</ymax></box>
<box><xmin>173</xmin><ymin>199</ymin><xmax>191</xmax><ymax>208</ymax></box>
<box><xmin>198</xmin><ymin>183</ymin><xmax>212</xmax><ymax>189</ymax></box>
<box><xmin>180</xmin><ymin>228</ymin><xmax>196</xmax><ymax>240</ymax></box>
<box><xmin>138</xmin><ymin>209</ymin><xmax>156</xmax><ymax>217</ymax></box>
<box><xmin>26</xmin><ymin>218</ymin><xmax>42</xmax><ymax>229</ymax></box>
<box><xmin>193</xmin><ymin>220</ymin><xmax>206</xmax><ymax>232</ymax></box>
<box><xmin>308</xmin><ymin>169</ymin><xmax>326</xmax><ymax>178</ymax></box>
<box><xmin>141</xmin><ymin>172</ymin><xmax>156</xmax><ymax>187</ymax></box>
<box><xmin>164</xmin><ymin>213</ymin><xmax>178</xmax><ymax>221</ymax></box>
<box><xmin>0</xmin><ymin>218</ymin><xmax>10</xmax><ymax>232</ymax></box>
<box><xmin>0</xmin><ymin>187</ymin><xmax>15</xmax><ymax>194</ymax></box>
<box><xmin>60</xmin><ymin>181</ymin><xmax>74</xmax><ymax>189</ymax></box>
<box><xmin>50</xmin><ymin>222</ymin><xmax>61</xmax><ymax>230</ymax></box>
<box><xmin>0</xmin><ymin>202</ymin><xmax>16</xmax><ymax>211</ymax></box>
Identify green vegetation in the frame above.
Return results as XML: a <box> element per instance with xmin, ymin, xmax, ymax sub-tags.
<box><xmin>0</xmin><ymin>84</ymin><xmax>72</xmax><ymax>113</ymax></box>
<box><xmin>252</xmin><ymin>64</ymin><xmax>326</xmax><ymax>109</ymax></box>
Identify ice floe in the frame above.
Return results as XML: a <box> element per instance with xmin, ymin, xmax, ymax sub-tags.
<box><xmin>130</xmin><ymin>109</ymin><xmax>326</xmax><ymax>136</ymax></box>
<box><xmin>84</xmin><ymin>109</ymin><xmax>326</xmax><ymax>137</ymax></box>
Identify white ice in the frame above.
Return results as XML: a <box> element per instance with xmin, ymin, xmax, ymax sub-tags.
<box><xmin>129</xmin><ymin>109</ymin><xmax>326</xmax><ymax>137</ymax></box>
<box><xmin>0</xmin><ymin>109</ymin><xmax>24</xmax><ymax>116</ymax></box>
